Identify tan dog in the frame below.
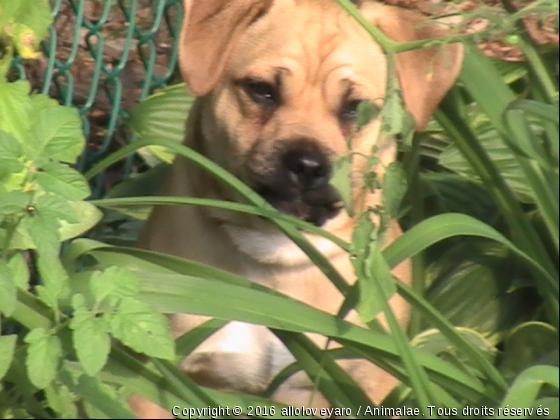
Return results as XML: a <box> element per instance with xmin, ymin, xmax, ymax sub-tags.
<box><xmin>130</xmin><ymin>0</ymin><xmax>462</xmax><ymax>417</ymax></box>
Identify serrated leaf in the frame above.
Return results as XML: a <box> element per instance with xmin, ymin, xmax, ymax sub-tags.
<box><xmin>28</xmin><ymin>106</ymin><xmax>85</xmax><ymax>164</ymax></box>
<box><xmin>91</xmin><ymin>266</ymin><xmax>140</xmax><ymax>305</ymax></box>
<box><xmin>0</xmin><ymin>335</ymin><xmax>17</xmax><ymax>380</ymax></box>
<box><xmin>35</xmin><ymin>162</ymin><xmax>90</xmax><ymax>200</ymax></box>
<box><xmin>8</xmin><ymin>200</ymin><xmax>100</xmax><ymax>250</ymax></box>
<box><xmin>356</xmin><ymin>246</ymin><xmax>397</xmax><ymax>323</ymax></box>
<box><xmin>58</xmin><ymin>370</ymin><xmax>135</xmax><ymax>419</ymax></box>
<box><xmin>381</xmin><ymin>88</ymin><xmax>407</xmax><ymax>136</ymax></box>
<box><xmin>25</xmin><ymin>214</ymin><xmax>69</xmax><ymax>301</ymax></box>
<box><xmin>44</xmin><ymin>382</ymin><xmax>78</xmax><ymax>419</ymax></box>
<box><xmin>24</xmin><ymin>328</ymin><xmax>62</xmax><ymax>389</ymax></box>
<box><xmin>351</xmin><ymin>211</ymin><xmax>376</xmax><ymax>257</ymax></box>
<box><xmin>111</xmin><ymin>297</ymin><xmax>175</xmax><ymax>360</ymax></box>
<box><xmin>0</xmin><ymin>80</ymin><xmax>32</xmax><ymax>143</ymax></box>
<box><xmin>7</xmin><ymin>252</ymin><xmax>30</xmax><ymax>289</ymax></box>
<box><xmin>0</xmin><ymin>260</ymin><xmax>17</xmax><ymax>316</ymax></box>
<box><xmin>70</xmin><ymin>294</ymin><xmax>111</xmax><ymax>376</ymax></box>
<box><xmin>381</xmin><ymin>162</ymin><xmax>407</xmax><ymax>219</ymax></box>
<box><xmin>36</xmin><ymin>284</ymin><xmax>60</xmax><ymax>309</ymax></box>
<box><xmin>330</xmin><ymin>155</ymin><xmax>354</xmax><ymax>216</ymax></box>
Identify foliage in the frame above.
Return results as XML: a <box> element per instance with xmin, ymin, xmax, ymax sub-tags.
<box><xmin>1</xmin><ymin>0</ymin><xmax>558</xmax><ymax>418</ymax></box>
<box><xmin>0</xmin><ymin>0</ymin><xmax>52</xmax><ymax>80</ymax></box>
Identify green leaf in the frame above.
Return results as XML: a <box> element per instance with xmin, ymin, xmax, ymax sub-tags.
<box><xmin>44</xmin><ymin>382</ymin><xmax>78</xmax><ymax>419</ymax></box>
<box><xmin>102</xmin><ymin>164</ymin><xmax>170</xmax><ymax>220</ymax></box>
<box><xmin>329</xmin><ymin>155</ymin><xmax>354</xmax><ymax>216</ymax></box>
<box><xmin>507</xmin><ymin>99</ymin><xmax>559</xmax><ymax>125</ymax></box>
<box><xmin>110</xmin><ymin>297</ymin><xmax>175</xmax><ymax>360</ymax></box>
<box><xmin>67</xmin><ymin>243</ymin><xmax>488</xmax><ymax>400</ymax></box>
<box><xmin>382</xmin><ymin>213</ymin><xmax>558</xmax><ymax>299</ymax></box>
<box><xmin>0</xmin><ymin>191</ymin><xmax>30</xmax><ymax>216</ymax></box>
<box><xmin>0</xmin><ymin>130</ymin><xmax>23</xmax><ymax>159</ymax></box>
<box><xmin>356</xmin><ymin>100</ymin><xmax>380</xmax><ymax>131</ymax></box>
<box><xmin>381</xmin><ymin>162</ymin><xmax>407</xmax><ymax>219</ymax></box>
<box><xmin>25</xmin><ymin>214</ymin><xmax>69</xmax><ymax>302</ymax></box>
<box><xmin>533</xmin><ymin>398</ymin><xmax>559</xmax><ymax>419</ymax></box>
<box><xmin>380</xmin><ymin>87</ymin><xmax>414</xmax><ymax>137</ymax></box>
<box><xmin>70</xmin><ymin>294</ymin><xmax>111</xmax><ymax>376</ymax></box>
<box><xmin>0</xmin><ymin>335</ymin><xmax>17</xmax><ymax>381</ymax></box>
<box><xmin>29</xmin><ymin>93</ymin><xmax>60</xmax><ymax>113</ymax></box>
<box><xmin>128</xmin><ymin>83</ymin><xmax>195</xmax><ymax>165</ymax></box>
<box><xmin>0</xmin><ymin>260</ymin><xmax>17</xmax><ymax>316</ymax></box>
<box><xmin>58</xmin><ymin>368</ymin><xmax>136</xmax><ymax>419</ymax></box>
<box><xmin>0</xmin><ymin>0</ymin><xmax>52</xmax><ymax>56</ymax></box>
<box><xmin>7</xmin><ymin>252</ymin><xmax>30</xmax><ymax>289</ymax></box>
<box><xmin>422</xmin><ymin>240</ymin><xmax>533</xmax><ymax>343</ymax></box>
<box><xmin>28</xmin><ymin>106</ymin><xmax>85</xmax><ymax>164</ymax></box>
<box><xmin>439</xmin><ymin>124</ymin><xmax>536</xmax><ymax>202</ymax></box>
<box><xmin>356</xmin><ymin>247</ymin><xmax>397</xmax><ymax>323</ymax></box>
<box><xmin>91</xmin><ymin>266</ymin><xmax>140</xmax><ymax>304</ymax></box>
<box><xmin>0</xmin><ymin>80</ymin><xmax>32</xmax><ymax>143</ymax></box>
<box><xmin>411</xmin><ymin>328</ymin><xmax>497</xmax><ymax>378</ymax></box>
<box><xmin>24</xmin><ymin>327</ymin><xmax>62</xmax><ymax>389</ymax></box>
<box><xmin>499</xmin><ymin>322</ymin><xmax>559</xmax><ymax>381</ymax></box>
<box><xmin>35</xmin><ymin>193</ymin><xmax>79</xmax><ymax>223</ymax></box>
<box><xmin>58</xmin><ymin>201</ymin><xmax>103</xmax><ymax>241</ymax></box>
<box><xmin>35</xmin><ymin>162</ymin><xmax>91</xmax><ymax>200</ymax></box>
<box><xmin>498</xmin><ymin>365</ymin><xmax>560</xmax><ymax>418</ymax></box>
<box><xmin>0</xmin><ymin>130</ymin><xmax>24</xmax><ymax>178</ymax></box>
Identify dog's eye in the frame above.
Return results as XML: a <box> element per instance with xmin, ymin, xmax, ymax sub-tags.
<box><xmin>242</xmin><ymin>80</ymin><xmax>277</xmax><ymax>105</ymax></box>
<box><xmin>340</xmin><ymin>100</ymin><xmax>362</xmax><ymax>120</ymax></box>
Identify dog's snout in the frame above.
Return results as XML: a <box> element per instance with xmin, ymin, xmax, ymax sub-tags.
<box><xmin>283</xmin><ymin>141</ymin><xmax>331</xmax><ymax>189</ymax></box>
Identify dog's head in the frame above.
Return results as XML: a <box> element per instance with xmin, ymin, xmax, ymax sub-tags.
<box><xmin>178</xmin><ymin>0</ymin><xmax>462</xmax><ymax>264</ymax></box>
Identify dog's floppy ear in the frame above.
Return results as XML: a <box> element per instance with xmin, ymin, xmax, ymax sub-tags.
<box><xmin>179</xmin><ymin>0</ymin><xmax>274</xmax><ymax>96</ymax></box>
<box><xmin>359</xmin><ymin>3</ymin><xmax>463</xmax><ymax>130</ymax></box>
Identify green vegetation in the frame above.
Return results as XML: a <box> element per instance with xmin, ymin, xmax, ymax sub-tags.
<box><xmin>0</xmin><ymin>0</ymin><xmax>558</xmax><ymax>418</ymax></box>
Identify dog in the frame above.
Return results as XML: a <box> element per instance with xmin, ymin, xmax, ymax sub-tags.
<box><xmin>129</xmin><ymin>0</ymin><xmax>463</xmax><ymax>417</ymax></box>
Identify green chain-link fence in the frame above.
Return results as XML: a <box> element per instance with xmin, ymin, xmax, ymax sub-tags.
<box><xmin>10</xmin><ymin>0</ymin><xmax>183</xmax><ymax>196</ymax></box>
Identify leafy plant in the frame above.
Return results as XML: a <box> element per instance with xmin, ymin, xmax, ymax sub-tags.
<box><xmin>1</xmin><ymin>0</ymin><xmax>558</xmax><ymax>418</ymax></box>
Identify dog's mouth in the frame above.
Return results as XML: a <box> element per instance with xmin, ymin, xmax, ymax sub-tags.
<box><xmin>255</xmin><ymin>183</ymin><xmax>343</xmax><ymax>227</ymax></box>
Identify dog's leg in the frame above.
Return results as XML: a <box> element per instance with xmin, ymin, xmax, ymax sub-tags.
<box><xmin>127</xmin><ymin>394</ymin><xmax>173</xmax><ymax>419</ymax></box>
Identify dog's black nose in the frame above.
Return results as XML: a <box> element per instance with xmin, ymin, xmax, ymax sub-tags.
<box><xmin>283</xmin><ymin>141</ymin><xmax>331</xmax><ymax>189</ymax></box>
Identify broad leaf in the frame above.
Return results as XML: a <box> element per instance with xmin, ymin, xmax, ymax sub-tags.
<box><xmin>28</xmin><ymin>106</ymin><xmax>85</xmax><ymax>164</ymax></box>
<box><xmin>70</xmin><ymin>294</ymin><xmax>111</xmax><ymax>376</ymax></box>
<box><xmin>128</xmin><ymin>83</ymin><xmax>195</xmax><ymax>165</ymax></box>
<box><xmin>35</xmin><ymin>162</ymin><xmax>91</xmax><ymax>201</ymax></box>
<box><xmin>0</xmin><ymin>334</ymin><xmax>17</xmax><ymax>381</ymax></box>
<box><xmin>0</xmin><ymin>260</ymin><xmax>16</xmax><ymax>316</ymax></box>
<box><xmin>110</xmin><ymin>297</ymin><xmax>175</xmax><ymax>360</ymax></box>
<box><xmin>24</xmin><ymin>328</ymin><xmax>62</xmax><ymax>389</ymax></box>
<box><xmin>0</xmin><ymin>80</ymin><xmax>32</xmax><ymax>143</ymax></box>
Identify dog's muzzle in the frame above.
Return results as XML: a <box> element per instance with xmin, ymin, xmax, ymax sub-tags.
<box><xmin>251</xmin><ymin>139</ymin><xmax>343</xmax><ymax>226</ymax></box>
